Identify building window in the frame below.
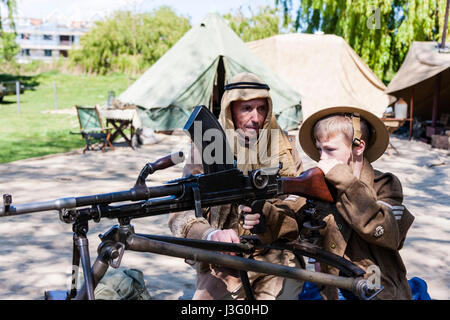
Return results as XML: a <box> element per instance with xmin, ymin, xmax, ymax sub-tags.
<box><xmin>43</xmin><ymin>34</ymin><xmax>53</xmax><ymax>40</ymax></box>
<box><xmin>59</xmin><ymin>35</ymin><xmax>71</xmax><ymax>45</ymax></box>
<box><xmin>21</xmin><ymin>49</ymin><xmax>30</xmax><ymax>56</ymax></box>
<box><xmin>44</xmin><ymin>50</ymin><xmax>52</xmax><ymax>57</ymax></box>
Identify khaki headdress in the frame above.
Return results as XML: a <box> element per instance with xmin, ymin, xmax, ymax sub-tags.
<box><xmin>219</xmin><ymin>72</ymin><xmax>297</xmax><ymax>176</ymax></box>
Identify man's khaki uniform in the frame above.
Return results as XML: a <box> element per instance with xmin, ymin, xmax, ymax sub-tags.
<box><xmin>168</xmin><ymin>73</ymin><xmax>305</xmax><ymax>299</ymax></box>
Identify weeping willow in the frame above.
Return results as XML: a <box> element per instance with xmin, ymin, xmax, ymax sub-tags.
<box><xmin>276</xmin><ymin>0</ymin><xmax>450</xmax><ymax>82</ymax></box>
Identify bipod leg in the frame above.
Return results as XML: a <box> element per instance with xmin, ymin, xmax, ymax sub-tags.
<box><xmin>72</xmin><ymin>219</ymin><xmax>95</xmax><ymax>300</ymax></box>
<box><xmin>78</xmin><ymin>236</ymin><xmax>95</xmax><ymax>300</ymax></box>
<box><xmin>74</xmin><ymin>224</ymin><xmax>127</xmax><ymax>300</ymax></box>
<box><xmin>69</xmin><ymin>235</ymin><xmax>81</xmax><ymax>299</ymax></box>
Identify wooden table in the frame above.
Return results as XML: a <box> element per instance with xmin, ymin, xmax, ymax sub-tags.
<box><xmin>381</xmin><ymin>118</ymin><xmax>407</xmax><ymax>155</ymax></box>
<box><xmin>99</xmin><ymin>107</ymin><xmax>142</xmax><ymax>149</ymax></box>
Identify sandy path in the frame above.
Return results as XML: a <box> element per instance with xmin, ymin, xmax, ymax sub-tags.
<box><xmin>0</xmin><ymin>133</ymin><xmax>448</xmax><ymax>299</ymax></box>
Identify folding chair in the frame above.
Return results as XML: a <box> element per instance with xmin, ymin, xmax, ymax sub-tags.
<box><xmin>73</xmin><ymin>105</ymin><xmax>114</xmax><ymax>153</ymax></box>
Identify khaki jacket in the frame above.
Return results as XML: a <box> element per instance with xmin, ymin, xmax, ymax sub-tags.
<box><xmin>168</xmin><ymin>141</ymin><xmax>304</xmax><ymax>299</ymax></box>
<box><xmin>258</xmin><ymin>159</ymin><xmax>414</xmax><ymax>300</ymax></box>
<box><xmin>168</xmin><ymin>72</ymin><xmax>305</xmax><ymax>299</ymax></box>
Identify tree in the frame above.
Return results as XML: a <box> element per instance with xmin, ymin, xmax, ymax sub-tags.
<box><xmin>0</xmin><ymin>0</ymin><xmax>19</xmax><ymax>63</ymax></box>
<box><xmin>0</xmin><ymin>0</ymin><xmax>16</xmax><ymax>31</ymax></box>
<box><xmin>275</xmin><ymin>0</ymin><xmax>450</xmax><ymax>82</ymax></box>
<box><xmin>223</xmin><ymin>5</ymin><xmax>294</xmax><ymax>42</ymax></box>
<box><xmin>69</xmin><ymin>7</ymin><xmax>191</xmax><ymax>75</ymax></box>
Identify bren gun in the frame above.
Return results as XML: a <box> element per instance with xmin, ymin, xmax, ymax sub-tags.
<box><xmin>0</xmin><ymin>105</ymin><xmax>383</xmax><ymax>300</ymax></box>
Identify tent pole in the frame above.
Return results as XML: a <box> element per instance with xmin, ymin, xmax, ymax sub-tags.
<box><xmin>409</xmin><ymin>86</ymin><xmax>414</xmax><ymax>140</ymax></box>
<box><xmin>432</xmin><ymin>73</ymin><xmax>441</xmax><ymax>127</ymax></box>
<box><xmin>441</xmin><ymin>0</ymin><xmax>450</xmax><ymax>49</ymax></box>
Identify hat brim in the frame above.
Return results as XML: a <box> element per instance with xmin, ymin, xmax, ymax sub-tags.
<box><xmin>299</xmin><ymin>106</ymin><xmax>389</xmax><ymax>163</ymax></box>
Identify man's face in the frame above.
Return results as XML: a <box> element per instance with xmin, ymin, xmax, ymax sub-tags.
<box><xmin>230</xmin><ymin>98</ymin><xmax>269</xmax><ymax>138</ymax></box>
<box><xmin>315</xmin><ymin>133</ymin><xmax>352</xmax><ymax>165</ymax></box>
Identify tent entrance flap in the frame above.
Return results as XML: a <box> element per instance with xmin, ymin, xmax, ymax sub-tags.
<box><xmin>210</xmin><ymin>56</ymin><xmax>226</xmax><ymax>118</ymax></box>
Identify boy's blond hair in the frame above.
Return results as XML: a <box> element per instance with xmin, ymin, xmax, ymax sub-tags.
<box><xmin>313</xmin><ymin>114</ymin><xmax>370</xmax><ymax>147</ymax></box>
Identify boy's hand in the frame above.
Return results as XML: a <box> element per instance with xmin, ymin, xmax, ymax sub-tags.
<box><xmin>317</xmin><ymin>159</ymin><xmax>343</xmax><ymax>175</ymax></box>
<box><xmin>239</xmin><ymin>205</ymin><xmax>261</xmax><ymax>230</ymax></box>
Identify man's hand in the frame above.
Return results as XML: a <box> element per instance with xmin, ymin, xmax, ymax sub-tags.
<box><xmin>209</xmin><ymin>229</ymin><xmax>240</xmax><ymax>243</ymax></box>
<box><xmin>208</xmin><ymin>229</ymin><xmax>240</xmax><ymax>256</ymax></box>
<box><xmin>317</xmin><ymin>158</ymin><xmax>343</xmax><ymax>175</ymax></box>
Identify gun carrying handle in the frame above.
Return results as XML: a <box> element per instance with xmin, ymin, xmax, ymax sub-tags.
<box><xmin>152</xmin><ymin>151</ymin><xmax>185</xmax><ymax>172</ymax></box>
<box><xmin>136</xmin><ymin>151</ymin><xmax>185</xmax><ymax>187</ymax></box>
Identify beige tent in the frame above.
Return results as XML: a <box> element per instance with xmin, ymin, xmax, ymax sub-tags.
<box><xmin>247</xmin><ymin>33</ymin><xmax>394</xmax><ymax>119</ymax></box>
<box><xmin>386</xmin><ymin>41</ymin><xmax>450</xmax><ymax>123</ymax></box>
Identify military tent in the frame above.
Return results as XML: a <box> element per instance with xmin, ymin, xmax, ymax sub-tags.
<box><xmin>246</xmin><ymin>33</ymin><xmax>394</xmax><ymax>119</ymax></box>
<box><xmin>118</xmin><ymin>13</ymin><xmax>302</xmax><ymax>131</ymax></box>
<box><xmin>386</xmin><ymin>41</ymin><xmax>450</xmax><ymax>123</ymax></box>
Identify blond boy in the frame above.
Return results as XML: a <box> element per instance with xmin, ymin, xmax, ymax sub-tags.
<box><xmin>243</xmin><ymin>106</ymin><xmax>415</xmax><ymax>300</ymax></box>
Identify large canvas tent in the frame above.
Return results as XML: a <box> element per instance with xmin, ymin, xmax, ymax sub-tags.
<box><xmin>386</xmin><ymin>41</ymin><xmax>450</xmax><ymax>123</ymax></box>
<box><xmin>246</xmin><ymin>34</ymin><xmax>394</xmax><ymax>119</ymax></box>
<box><xmin>118</xmin><ymin>13</ymin><xmax>302</xmax><ymax>131</ymax></box>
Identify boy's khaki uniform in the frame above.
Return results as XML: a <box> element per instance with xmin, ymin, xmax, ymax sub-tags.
<box><xmin>259</xmin><ymin>158</ymin><xmax>415</xmax><ymax>299</ymax></box>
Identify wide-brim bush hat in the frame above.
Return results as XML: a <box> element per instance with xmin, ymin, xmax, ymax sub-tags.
<box><xmin>299</xmin><ymin>105</ymin><xmax>389</xmax><ymax>163</ymax></box>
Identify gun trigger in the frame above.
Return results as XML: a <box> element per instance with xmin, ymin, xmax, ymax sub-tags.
<box><xmin>192</xmin><ymin>186</ymin><xmax>203</xmax><ymax>218</ymax></box>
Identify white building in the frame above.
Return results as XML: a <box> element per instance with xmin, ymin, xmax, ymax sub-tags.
<box><xmin>1</xmin><ymin>7</ymin><xmax>100</xmax><ymax>62</ymax></box>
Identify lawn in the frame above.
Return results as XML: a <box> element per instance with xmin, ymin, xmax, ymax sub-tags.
<box><xmin>0</xmin><ymin>71</ymin><xmax>130</xmax><ymax>163</ymax></box>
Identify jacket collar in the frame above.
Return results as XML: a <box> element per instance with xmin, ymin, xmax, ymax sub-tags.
<box><xmin>359</xmin><ymin>157</ymin><xmax>374</xmax><ymax>188</ymax></box>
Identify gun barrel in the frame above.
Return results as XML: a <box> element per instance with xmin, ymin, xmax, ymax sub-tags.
<box><xmin>0</xmin><ymin>197</ymin><xmax>77</xmax><ymax>217</ymax></box>
<box><xmin>0</xmin><ymin>184</ymin><xmax>184</xmax><ymax>217</ymax></box>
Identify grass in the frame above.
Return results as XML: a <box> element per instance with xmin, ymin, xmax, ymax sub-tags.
<box><xmin>0</xmin><ymin>71</ymin><xmax>130</xmax><ymax>163</ymax></box>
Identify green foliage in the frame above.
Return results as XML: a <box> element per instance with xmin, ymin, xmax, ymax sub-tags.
<box><xmin>0</xmin><ymin>31</ymin><xmax>19</xmax><ymax>61</ymax></box>
<box><xmin>223</xmin><ymin>5</ymin><xmax>294</xmax><ymax>42</ymax></box>
<box><xmin>276</xmin><ymin>0</ymin><xmax>450</xmax><ymax>82</ymax></box>
<box><xmin>0</xmin><ymin>0</ymin><xmax>16</xmax><ymax>31</ymax></box>
<box><xmin>0</xmin><ymin>0</ymin><xmax>18</xmax><ymax>63</ymax></box>
<box><xmin>69</xmin><ymin>7</ymin><xmax>191</xmax><ymax>75</ymax></box>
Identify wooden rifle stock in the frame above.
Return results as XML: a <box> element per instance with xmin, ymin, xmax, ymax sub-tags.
<box><xmin>280</xmin><ymin>167</ymin><xmax>335</xmax><ymax>203</ymax></box>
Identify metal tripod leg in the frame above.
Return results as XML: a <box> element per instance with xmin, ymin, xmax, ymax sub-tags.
<box><xmin>70</xmin><ymin>216</ymin><xmax>95</xmax><ymax>300</ymax></box>
<box><xmin>69</xmin><ymin>236</ymin><xmax>81</xmax><ymax>299</ymax></box>
<box><xmin>77</xmin><ymin>236</ymin><xmax>95</xmax><ymax>300</ymax></box>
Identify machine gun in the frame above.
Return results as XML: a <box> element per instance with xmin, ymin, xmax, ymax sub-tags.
<box><xmin>0</xmin><ymin>106</ymin><xmax>383</xmax><ymax>300</ymax></box>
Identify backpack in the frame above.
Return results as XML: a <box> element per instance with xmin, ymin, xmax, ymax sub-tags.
<box><xmin>94</xmin><ymin>268</ymin><xmax>152</xmax><ymax>300</ymax></box>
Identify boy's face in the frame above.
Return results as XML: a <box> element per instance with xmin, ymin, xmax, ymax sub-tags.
<box><xmin>315</xmin><ymin>133</ymin><xmax>352</xmax><ymax>165</ymax></box>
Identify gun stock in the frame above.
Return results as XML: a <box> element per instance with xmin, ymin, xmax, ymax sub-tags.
<box><xmin>281</xmin><ymin>167</ymin><xmax>335</xmax><ymax>203</ymax></box>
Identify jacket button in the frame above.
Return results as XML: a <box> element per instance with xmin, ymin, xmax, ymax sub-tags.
<box><xmin>330</xmin><ymin>242</ymin><xmax>336</xmax><ymax>249</ymax></box>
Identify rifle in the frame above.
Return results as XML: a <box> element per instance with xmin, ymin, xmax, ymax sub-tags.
<box><xmin>0</xmin><ymin>105</ymin><xmax>383</xmax><ymax>300</ymax></box>
<box><xmin>0</xmin><ymin>107</ymin><xmax>334</xmax><ymax>223</ymax></box>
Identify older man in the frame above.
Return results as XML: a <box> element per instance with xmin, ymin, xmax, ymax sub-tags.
<box><xmin>168</xmin><ymin>72</ymin><xmax>305</xmax><ymax>300</ymax></box>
